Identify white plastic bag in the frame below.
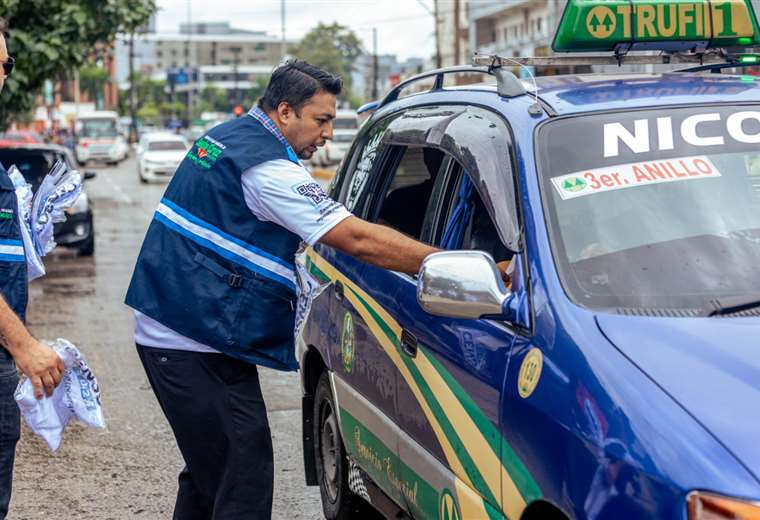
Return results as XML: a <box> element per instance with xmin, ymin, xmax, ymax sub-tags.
<box><xmin>294</xmin><ymin>245</ymin><xmax>331</xmax><ymax>340</ymax></box>
<box><xmin>31</xmin><ymin>160</ymin><xmax>82</xmax><ymax>256</ymax></box>
<box><xmin>6</xmin><ymin>165</ymin><xmax>45</xmax><ymax>280</ymax></box>
<box><xmin>14</xmin><ymin>339</ymin><xmax>105</xmax><ymax>451</ymax></box>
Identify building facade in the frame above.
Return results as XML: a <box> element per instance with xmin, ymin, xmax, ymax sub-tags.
<box><xmin>115</xmin><ymin>23</ymin><xmax>289</xmax><ymax>89</ymax></box>
<box><xmin>436</xmin><ymin>0</ymin><xmax>470</xmax><ymax>67</ymax></box>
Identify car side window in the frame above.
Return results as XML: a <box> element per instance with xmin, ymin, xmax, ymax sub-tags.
<box><xmin>437</xmin><ymin>169</ymin><xmax>513</xmax><ymax>265</ymax></box>
<box><xmin>331</xmin><ymin>116</ymin><xmax>395</xmax><ymax>213</ymax></box>
<box><xmin>371</xmin><ymin>146</ymin><xmax>446</xmax><ymax>241</ymax></box>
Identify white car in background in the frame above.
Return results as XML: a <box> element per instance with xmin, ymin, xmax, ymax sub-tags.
<box><xmin>136</xmin><ymin>132</ymin><xmax>189</xmax><ymax>183</ymax></box>
<box><xmin>311</xmin><ymin>109</ymin><xmax>359</xmax><ymax>168</ymax></box>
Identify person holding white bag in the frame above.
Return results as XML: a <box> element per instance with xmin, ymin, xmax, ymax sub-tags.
<box><xmin>0</xmin><ymin>17</ymin><xmax>65</xmax><ymax>519</ymax></box>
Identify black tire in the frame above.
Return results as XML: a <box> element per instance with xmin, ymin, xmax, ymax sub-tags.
<box><xmin>77</xmin><ymin>233</ymin><xmax>94</xmax><ymax>256</ymax></box>
<box><xmin>77</xmin><ymin>219</ymin><xmax>95</xmax><ymax>257</ymax></box>
<box><xmin>314</xmin><ymin>373</ymin><xmax>374</xmax><ymax>520</ymax></box>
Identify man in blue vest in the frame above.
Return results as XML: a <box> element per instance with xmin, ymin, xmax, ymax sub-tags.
<box><xmin>125</xmin><ymin>60</ymin><xmax>440</xmax><ymax>519</ymax></box>
<box><xmin>0</xmin><ymin>19</ymin><xmax>66</xmax><ymax>519</ymax></box>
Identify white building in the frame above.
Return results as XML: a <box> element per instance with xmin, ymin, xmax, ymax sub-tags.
<box><xmin>115</xmin><ymin>23</ymin><xmax>291</xmax><ymax>92</ymax></box>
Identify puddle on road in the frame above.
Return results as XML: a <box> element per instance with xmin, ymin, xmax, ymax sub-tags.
<box><xmin>40</xmin><ymin>281</ymin><xmax>95</xmax><ymax>297</ymax></box>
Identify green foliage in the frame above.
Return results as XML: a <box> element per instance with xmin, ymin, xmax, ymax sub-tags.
<box><xmin>199</xmin><ymin>85</ymin><xmax>229</xmax><ymax>113</ymax></box>
<box><xmin>79</xmin><ymin>62</ymin><xmax>110</xmax><ymax>105</ymax></box>
<box><xmin>136</xmin><ymin>102</ymin><xmax>159</xmax><ymax>124</ymax></box>
<box><xmin>289</xmin><ymin>22</ymin><xmax>363</xmax><ymax>98</ymax></box>
<box><xmin>0</xmin><ymin>0</ymin><xmax>157</xmax><ymax>130</ymax></box>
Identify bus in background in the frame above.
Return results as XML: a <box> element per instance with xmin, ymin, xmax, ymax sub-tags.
<box><xmin>75</xmin><ymin>111</ymin><xmax>129</xmax><ymax>166</ymax></box>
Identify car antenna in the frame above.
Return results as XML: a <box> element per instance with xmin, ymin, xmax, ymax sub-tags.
<box><xmin>484</xmin><ymin>55</ymin><xmax>543</xmax><ymax>117</ymax></box>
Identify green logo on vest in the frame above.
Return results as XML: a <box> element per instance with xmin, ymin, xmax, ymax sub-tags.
<box><xmin>439</xmin><ymin>489</ymin><xmax>460</xmax><ymax>520</ymax></box>
<box><xmin>341</xmin><ymin>312</ymin><xmax>355</xmax><ymax>373</ymax></box>
<box><xmin>188</xmin><ymin>136</ymin><xmax>225</xmax><ymax>169</ymax></box>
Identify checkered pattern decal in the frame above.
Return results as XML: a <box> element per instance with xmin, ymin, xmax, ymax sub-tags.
<box><xmin>348</xmin><ymin>460</ymin><xmax>371</xmax><ymax>502</ymax></box>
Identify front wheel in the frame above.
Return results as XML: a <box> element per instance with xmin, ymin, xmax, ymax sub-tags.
<box><xmin>314</xmin><ymin>373</ymin><xmax>375</xmax><ymax>520</ymax></box>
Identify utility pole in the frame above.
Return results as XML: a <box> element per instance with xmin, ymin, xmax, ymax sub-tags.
<box><xmin>128</xmin><ymin>33</ymin><xmax>137</xmax><ymax>143</ymax></box>
<box><xmin>185</xmin><ymin>0</ymin><xmax>193</xmax><ymax>126</ymax></box>
<box><xmin>454</xmin><ymin>0</ymin><xmax>460</xmax><ymax>65</ymax></box>
<box><xmin>231</xmin><ymin>46</ymin><xmax>241</xmax><ymax>112</ymax></box>
<box><xmin>372</xmin><ymin>28</ymin><xmax>378</xmax><ymax>99</ymax></box>
<box><xmin>281</xmin><ymin>0</ymin><xmax>286</xmax><ymax>61</ymax></box>
<box><xmin>433</xmin><ymin>0</ymin><xmax>441</xmax><ymax>68</ymax></box>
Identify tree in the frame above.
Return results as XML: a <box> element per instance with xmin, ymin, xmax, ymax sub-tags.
<box><xmin>289</xmin><ymin>23</ymin><xmax>363</xmax><ymax>99</ymax></box>
<box><xmin>79</xmin><ymin>62</ymin><xmax>111</xmax><ymax>108</ymax></box>
<box><xmin>0</xmin><ymin>0</ymin><xmax>157</xmax><ymax>129</ymax></box>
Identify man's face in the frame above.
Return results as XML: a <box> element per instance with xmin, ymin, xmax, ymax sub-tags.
<box><xmin>0</xmin><ymin>34</ymin><xmax>7</xmax><ymax>93</ymax></box>
<box><xmin>276</xmin><ymin>91</ymin><xmax>336</xmax><ymax>160</ymax></box>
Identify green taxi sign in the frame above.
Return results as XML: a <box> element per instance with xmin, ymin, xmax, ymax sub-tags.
<box><xmin>553</xmin><ymin>0</ymin><xmax>760</xmax><ymax>52</ymax></box>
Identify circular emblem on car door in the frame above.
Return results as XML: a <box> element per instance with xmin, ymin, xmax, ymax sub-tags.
<box><xmin>518</xmin><ymin>348</ymin><xmax>544</xmax><ymax>398</ymax></box>
<box><xmin>439</xmin><ymin>489</ymin><xmax>460</xmax><ymax>520</ymax></box>
<box><xmin>341</xmin><ymin>312</ymin><xmax>355</xmax><ymax>373</ymax></box>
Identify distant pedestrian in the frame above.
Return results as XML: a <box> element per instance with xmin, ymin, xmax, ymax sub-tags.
<box><xmin>0</xmin><ymin>17</ymin><xmax>65</xmax><ymax>520</ymax></box>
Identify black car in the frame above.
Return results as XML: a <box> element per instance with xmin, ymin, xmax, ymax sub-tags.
<box><xmin>0</xmin><ymin>144</ymin><xmax>96</xmax><ymax>256</ymax></box>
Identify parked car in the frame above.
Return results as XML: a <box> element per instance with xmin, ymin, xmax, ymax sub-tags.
<box><xmin>136</xmin><ymin>132</ymin><xmax>189</xmax><ymax>183</ymax></box>
<box><xmin>0</xmin><ymin>131</ymin><xmax>44</xmax><ymax>147</ymax></box>
<box><xmin>296</xmin><ymin>1</ymin><xmax>760</xmax><ymax>519</ymax></box>
<box><xmin>0</xmin><ymin>144</ymin><xmax>95</xmax><ymax>255</ymax></box>
<box><xmin>310</xmin><ymin>109</ymin><xmax>359</xmax><ymax>168</ymax></box>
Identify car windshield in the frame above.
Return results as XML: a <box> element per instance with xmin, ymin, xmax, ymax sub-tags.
<box><xmin>80</xmin><ymin>118</ymin><xmax>118</xmax><ymax>138</ymax></box>
<box><xmin>0</xmin><ymin>149</ymin><xmax>62</xmax><ymax>191</ymax></box>
<box><xmin>537</xmin><ymin>105</ymin><xmax>760</xmax><ymax>312</ymax></box>
<box><xmin>148</xmin><ymin>141</ymin><xmax>186</xmax><ymax>151</ymax></box>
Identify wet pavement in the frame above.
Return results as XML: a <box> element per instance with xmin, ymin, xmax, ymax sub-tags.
<box><xmin>8</xmin><ymin>156</ymin><xmax>322</xmax><ymax>519</ymax></box>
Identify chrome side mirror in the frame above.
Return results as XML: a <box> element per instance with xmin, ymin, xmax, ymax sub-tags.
<box><xmin>417</xmin><ymin>251</ymin><xmax>509</xmax><ymax>319</ymax></box>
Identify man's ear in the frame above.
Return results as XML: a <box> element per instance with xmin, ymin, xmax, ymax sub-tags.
<box><xmin>276</xmin><ymin>101</ymin><xmax>292</xmax><ymax>125</ymax></box>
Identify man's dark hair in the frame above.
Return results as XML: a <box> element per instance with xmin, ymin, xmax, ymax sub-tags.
<box><xmin>258</xmin><ymin>59</ymin><xmax>342</xmax><ymax>114</ymax></box>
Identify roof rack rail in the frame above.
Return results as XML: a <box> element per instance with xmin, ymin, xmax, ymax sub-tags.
<box><xmin>377</xmin><ymin>65</ymin><xmax>527</xmax><ymax>109</ymax></box>
<box><xmin>473</xmin><ymin>51</ymin><xmax>732</xmax><ymax>68</ymax></box>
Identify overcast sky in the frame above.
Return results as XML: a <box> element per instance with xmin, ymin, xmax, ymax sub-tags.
<box><xmin>155</xmin><ymin>0</ymin><xmax>439</xmax><ymax>61</ymax></box>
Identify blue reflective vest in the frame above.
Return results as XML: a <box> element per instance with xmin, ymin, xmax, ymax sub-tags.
<box><xmin>125</xmin><ymin>114</ymin><xmax>302</xmax><ymax>371</ymax></box>
<box><xmin>0</xmin><ymin>163</ymin><xmax>28</xmax><ymax>327</ymax></box>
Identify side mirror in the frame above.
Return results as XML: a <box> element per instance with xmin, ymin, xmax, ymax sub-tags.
<box><xmin>84</xmin><ymin>171</ymin><xmax>96</xmax><ymax>180</ymax></box>
<box><xmin>417</xmin><ymin>251</ymin><xmax>509</xmax><ymax>319</ymax></box>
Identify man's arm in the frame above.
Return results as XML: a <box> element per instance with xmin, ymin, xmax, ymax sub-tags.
<box><xmin>319</xmin><ymin>216</ymin><xmax>439</xmax><ymax>274</ymax></box>
<box><xmin>0</xmin><ymin>296</ymin><xmax>64</xmax><ymax>399</ymax></box>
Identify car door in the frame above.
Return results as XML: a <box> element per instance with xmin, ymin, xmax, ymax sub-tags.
<box><xmin>306</xmin><ymin>114</ymin><xmax>410</xmax><ymax>507</ymax></box>
<box><xmin>382</xmin><ymin>105</ymin><xmax>541</xmax><ymax>520</ymax></box>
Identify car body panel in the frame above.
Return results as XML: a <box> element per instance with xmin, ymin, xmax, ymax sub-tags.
<box><xmin>597</xmin><ymin>314</ymin><xmax>760</xmax><ymax>483</ymax></box>
<box><xmin>299</xmin><ymin>71</ymin><xmax>760</xmax><ymax>520</ymax></box>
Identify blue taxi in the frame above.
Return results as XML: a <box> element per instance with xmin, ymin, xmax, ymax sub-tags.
<box><xmin>297</xmin><ymin>1</ymin><xmax>760</xmax><ymax>518</ymax></box>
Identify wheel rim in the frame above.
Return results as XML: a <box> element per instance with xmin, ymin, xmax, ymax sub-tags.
<box><xmin>320</xmin><ymin>399</ymin><xmax>340</xmax><ymax>501</ymax></box>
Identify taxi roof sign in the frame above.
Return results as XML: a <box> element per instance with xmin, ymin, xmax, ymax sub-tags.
<box><xmin>553</xmin><ymin>0</ymin><xmax>760</xmax><ymax>53</ymax></box>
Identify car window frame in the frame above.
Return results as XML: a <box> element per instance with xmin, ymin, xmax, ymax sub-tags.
<box><xmin>376</xmin><ymin>103</ymin><xmax>523</xmax><ymax>252</ymax></box>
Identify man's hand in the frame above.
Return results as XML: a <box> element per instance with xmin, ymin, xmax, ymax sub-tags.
<box><xmin>496</xmin><ymin>260</ymin><xmax>512</xmax><ymax>290</ymax></box>
<box><xmin>13</xmin><ymin>338</ymin><xmax>64</xmax><ymax>399</ymax></box>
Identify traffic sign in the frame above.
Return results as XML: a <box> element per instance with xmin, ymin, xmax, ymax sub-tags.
<box><xmin>553</xmin><ymin>0</ymin><xmax>760</xmax><ymax>52</ymax></box>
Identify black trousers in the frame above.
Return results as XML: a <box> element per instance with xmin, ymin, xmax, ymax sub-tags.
<box><xmin>0</xmin><ymin>354</ymin><xmax>19</xmax><ymax>520</ymax></box>
<box><xmin>136</xmin><ymin>345</ymin><xmax>273</xmax><ymax>520</ymax></box>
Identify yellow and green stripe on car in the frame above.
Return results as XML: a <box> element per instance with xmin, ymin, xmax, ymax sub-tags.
<box><xmin>304</xmin><ymin>249</ymin><xmax>543</xmax><ymax>519</ymax></box>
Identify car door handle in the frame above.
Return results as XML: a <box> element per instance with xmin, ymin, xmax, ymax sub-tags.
<box><xmin>400</xmin><ymin>329</ymin><xmax>417</xmax><ymax>358</ymax></box>
<box><xmin>334</xmin><ymin>280</ymin><xmax>344</xmax><ymax>301</ymax></box>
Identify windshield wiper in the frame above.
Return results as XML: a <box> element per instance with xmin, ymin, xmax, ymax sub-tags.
<box><xmin>702</xmin><ymin>294</ymin><xmax>760</xmax><ymax>317</ymax></box>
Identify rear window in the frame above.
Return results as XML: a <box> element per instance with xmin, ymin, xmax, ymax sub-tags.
<box><xmin>333</xmin><ymin>117</ymin><xmax>358</xmax><ymax>130</ymax></box>
<box><xmin>537</xmin><ymin>105</ymin><xmax>760</xmax><ymax>312</ymax></box>
<box><xmin>148</xmin><ymin>141</ymin><xmax>186</xmax><ymax>151</ymax></box>
<box><xmin>332</xmin><ymin>134</ymin><xmax>355</xmax><ymax>143</ymax></box>
<box><xmin>0</xmin><ymin>149</ymin><xmax>62</xmax><ymax>190</ymax></box>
